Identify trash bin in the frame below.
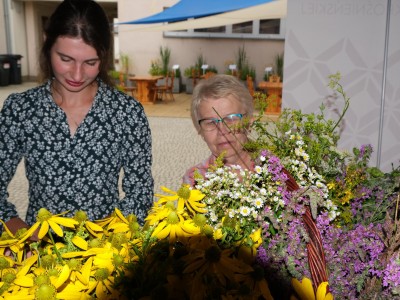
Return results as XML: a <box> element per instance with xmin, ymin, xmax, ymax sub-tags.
<box><xmin>0</xmin><ymin>55</ymin><xmax>11</xmax><ymax>86</ymax></box>
<box><xmin>7</xmin><ymin>54</ymin><xmax>23</xmax><ymax>84</ymax></box>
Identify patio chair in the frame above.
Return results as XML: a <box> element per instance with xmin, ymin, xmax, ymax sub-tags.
<box><xmin>192</xmin><ymin>69</ymin><xmax>201</xmax><ymax>88</ymax></box>
<box><xmin>153</xmin><ymin>71</ymin><xmax>175</xmax><ymax>102</ymax></box>
<box><xmin>246</xmin><ymin>75</ymin><xmax>255</xmax><ymax>98</ymax></box>
<box><xmin>204</xmin><ymin>71</ymin><xmax>216</xmax><ymax>80</ymax></box>
<box><xmin>119</xmin><ymin>73</ymin><xmax>138</xmax><ymax>98</ymax></box>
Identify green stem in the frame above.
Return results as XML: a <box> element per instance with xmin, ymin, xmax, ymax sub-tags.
<box><xmin>330</xmin><ymin>81</ymin><xmax>350</xmax><ymax>134</ymax></box>
<box><xmin>48</xmin><ymin>230</ymin><xmax>64</xmax><ymax>264</ymax></box>
<box><xmin>395</xmin><ymin>193</ymin><xmax>399</xmax><ymax>232</ymax></box>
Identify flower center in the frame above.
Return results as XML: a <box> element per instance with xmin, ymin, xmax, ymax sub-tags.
<box><xmin>167</xmin><ymin>211</ymin><xmax>179</xmax><ymax>224</ymax></box>
<box><xmin>37</xmin><ymin>208</ymin><xmax>52</xmax><ymax>222</ymax></box>
<box><xmin>177</xmin><ymin>185</ymin><xmax>191</xmax><ymax>200</ymax></box>
<box><xmin>205</xmin><ymin>246</ymin><xmax>221</xmax><ymax>263</ymax></box>
<box><xmin>94</xmin><ymin>268</ymin><xmax>110</xmax><ymax>281</ymax></box>
<box><xmin>35</xmin><ymin>283</ymin><xmax>57</xmax><ymax>300</ymax></box>
<box><xmin>0</xmin><ymin>257</ymin><xmax>10</xmax><ymax>270</ymax></box>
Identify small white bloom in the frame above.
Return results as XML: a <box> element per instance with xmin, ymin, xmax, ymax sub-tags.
<box><xmin>216</xmin><ymin>168</ymin><xmax>224</xmax><ymax>175</ymax></box>
<box><xmin>254</xmin><ymin>165</ymin><xmax>262</xmax><ymax>174</ymax></box>
<box><xmin>239</xmin><ymin>206</ymin><xmax>251</xmax><ymax>216</ymax></box>
<box><xmin>315</xmin><ymin>181</ymin><xmax>324</xmax><ymax>188</ymax></box>
<box><xmin>253</xmin><ymin>197</ymin><xmax>264</xmax><ymax>209</ymax></box>
<box><xmin>260</xmin><ymin>188</ymin><xmax>267</xmax><ymax>195</ymax></box>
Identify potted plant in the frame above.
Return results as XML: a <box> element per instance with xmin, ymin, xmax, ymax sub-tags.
<box><xmin>159</xmin><ymin>46</ymin><xmax>171</xmax><ymax>76</ymax></box>
<box><xmin>172</xmin><ymin>67</ymin><xmax>182</xmax><ymax>93</ymax></box>
<box><xmin>273</xmin><ymin>52</ymin><xmax>284</xmax><ymax>82</ymax></box>
<box><xmin>184</xmin><ymin>54</ymin><xmax>203</xmax><ymax>94</ymax></box>
<box><xmin>149</xmin><ymin>59</ymin><xmax>163</xmax><ymax>76</ymax></box>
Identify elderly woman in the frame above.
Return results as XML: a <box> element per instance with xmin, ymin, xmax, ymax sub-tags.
<box><xmin>182</xmin><ymin>74</ymin><xmax>254</xmax><ymax>186</ymax></box>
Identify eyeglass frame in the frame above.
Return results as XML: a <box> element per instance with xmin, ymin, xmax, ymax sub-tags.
<box><xmin>198</xmin><ymin>113</ymin><xmax>247</xmax><ymax>131</ymax></box>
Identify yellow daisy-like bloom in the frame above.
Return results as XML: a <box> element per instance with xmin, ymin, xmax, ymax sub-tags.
<box><xmin>145</xmin><ymin>201</ymin><xmax>176</xmax><ymax>226</ymax></box>
<box><xmin>183</xmin><ymin>244</ymin><xmax>254</xmax><ymax>298</ymax></box>
<box><xmin>87</xmin><ymin>267</ymin><xmax>119</xmax><ymax>299</ymax></box>
<box><xmin>6</xmin><ymin>254</ymin><xmax>38</xmax><ymax>292</ymax></box>
<box><xmin>291</xmin><ymin>277</ymin><xmax>334</xmax><ymax>300</ymax></box>
<box><xmin>184</xmin><ymin>245</ymin><xmax>252</xmax><ymax>279</ymax></box>
<box><xmin>151</xmin><ymin>211</ymin><xmax>192</xmax><ymax>243</ymax></box>
<box><xmin>18</xmin><ymin>208</ymin><xmax>79</xmax><ymax>243</ymax></box>
<box><xmin>94</xmin><ymin>208</ymin><xmax>129</xmax><ymax>231</ymax></box>
<box><xmin>74</xmin><ymin>210</ymin><xmax>104</xmax><ymax>239</ymax></box>
<box><xmin>0</xmin><ymin>220</ymin><xmax>19</xmax><ymax>247</ymax></box>
<box><xmin>97</xmin><ymin>210</ymin><xmax>141</xmax><ymax>243</ymax></box>
<box><xmin>156</xmin><ymin>185</ymin><xmax>207</xmax><ymax>215</ymax></box>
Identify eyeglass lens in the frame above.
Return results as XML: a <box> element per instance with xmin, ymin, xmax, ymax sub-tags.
<box><xmin>199</xmin><ymin>114</ymin><xmax>244</xmax><ymax>131</ymax></box>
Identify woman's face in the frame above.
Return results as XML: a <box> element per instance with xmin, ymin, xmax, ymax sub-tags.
<box><xmin>50</xmin><ymin>36</ymin><xmax>100</xmax><ymax>92</ymax></box>
<box><xmin>198</xmin><ymin>96</ymin><xmax>249</xmax><ymax>163</ymax></box>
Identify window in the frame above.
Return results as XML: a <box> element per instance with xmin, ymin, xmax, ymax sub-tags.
<box><xmin>232</xmin><ymin>21</ymin><xmax>253</xmax><ymax>34</ymax></box>
<box><xmin>259</xmin><ymin>19</ymin><xmax>280</xmax><ymax>34</ymax></box>
<box><xmin>194</xmin><ymin>26</ymin><xmax>226</xmax><ymax>33</ymax></box>
<box><xmin>164</xmin><ymin>18</ymin><xmax>286</xmax><ymax>40</ymax></box>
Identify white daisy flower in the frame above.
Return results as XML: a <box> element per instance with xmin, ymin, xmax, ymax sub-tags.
<box><xmin>239</xmin><ymin>206</ymin><xmax>251</xmax><ymax>216</ymax></box>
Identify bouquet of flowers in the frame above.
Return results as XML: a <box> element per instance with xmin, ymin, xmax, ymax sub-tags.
<box><xmin>1</xmin><ymin>73</ymin><xmax>399</xmax><ymax>299</ymax></box>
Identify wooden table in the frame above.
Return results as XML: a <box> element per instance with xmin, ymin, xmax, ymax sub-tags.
<box><xmin>257</xmin><ymin>81</ymin><xmax>283</xmax><ymax>114</ymax></box>
<box><xmin>128</xmin><ymin>75</ymin><xmax>163</xmax><ymax>104</ymax></box>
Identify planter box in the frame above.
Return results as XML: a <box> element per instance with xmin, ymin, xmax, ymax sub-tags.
<box><xmin>185</xmin><ymin>78</ymin><xmax>194</xmax><ymax>94</ymax></box>
<box><xmin>173</xmin><ymin>77</ymin><xmax>181</xmax><ymax>93</ymax></box>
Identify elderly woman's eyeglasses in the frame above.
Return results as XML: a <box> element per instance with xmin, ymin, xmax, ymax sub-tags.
<box><xmin>198</xmin><ymin>113</ymin><xmax>246</xmax><ymax>131</ymax></box>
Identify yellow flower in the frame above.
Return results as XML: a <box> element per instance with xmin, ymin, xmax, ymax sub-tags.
<box><xmin>87</xmin><ymin>267</ymin><xmax>120</xmax><ymax>299</ymax></box>
<box><xmin>73</xmin><ymin>210</ymin><xmax>104</xmax><ymax>239</ymax></box>
<box><xmin>291</xmin><ymin>277</ymin><xmax>334</xmax><ymax>300</ymax></box>
<box><xmin>145</xmin><ymin>200</ymin><xmax>176</xmax><ymax>226</ymax></box>
<box><xmin>18</xmin><ymin>208</ymin><xmax>79</xmax><ymax>243</ymax></box>
<box><xmin>151</xmin><ymin>211</ymin><xmax>193</xmax><ymax>243</ymax></box>
<box><xmin>94</xmin><ymin>208</ymin><xmax>128</xmax><ymax>230</ymax></box>
<box><xmin>326</xmin><ymin>182</ymin><xmax>336</xmax><ymax>190</ymax></box>
<box><xmin>156</xmin><ymin>185</ymin><xmax>207</xmax><ymax>215</ymax></box>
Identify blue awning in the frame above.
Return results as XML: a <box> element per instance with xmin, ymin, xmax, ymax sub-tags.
<box><xmin>120</xmin><ymin>0</ymin><xmax>276</xmax><ymax>25</ymax></box>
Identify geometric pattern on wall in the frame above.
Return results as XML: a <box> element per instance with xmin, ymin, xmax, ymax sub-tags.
<box><xmin>282</xmin><ymin>0</ymin><xmax>400</xmax><ymax>172</ymax></box>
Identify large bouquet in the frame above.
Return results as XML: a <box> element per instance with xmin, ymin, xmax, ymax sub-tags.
<box><xmin>1</xmin><ymin>73</ymin><xmax>399</xmax><ymax>299</ymax></box>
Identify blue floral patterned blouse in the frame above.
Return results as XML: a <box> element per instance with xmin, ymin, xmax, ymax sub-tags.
<box><xmin>0</xmin><ymin>79</ymin><xmax>154</xmax><ymax>225</ymax></box>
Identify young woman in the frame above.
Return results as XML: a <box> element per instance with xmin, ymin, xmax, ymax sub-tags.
<box><xmin>0</xmin><ymin>0</ymin><xmax>154</xmax><ymax>232</ymax></box>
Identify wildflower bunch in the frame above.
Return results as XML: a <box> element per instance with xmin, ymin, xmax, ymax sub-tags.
<box><xmin>194</xmin><ymin>150</ymin><xmax>293</xmax><ymax>248</ymax></box>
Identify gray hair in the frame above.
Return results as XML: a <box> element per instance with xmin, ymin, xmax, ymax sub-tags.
<box><xmin>191</xmin><ymin>74</ymin><xmax>254</xmax><ymax>132</ymax></box>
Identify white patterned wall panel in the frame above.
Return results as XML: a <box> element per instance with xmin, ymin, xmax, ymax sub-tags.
<box><xmin>283</xmin><ymin>0</ymin><xmax>400</xmax><ymax>172</ymax></box>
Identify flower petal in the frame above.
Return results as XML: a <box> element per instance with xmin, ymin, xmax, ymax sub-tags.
<box><xmin>292</xmin><ymin>277</ymin><xmax>316</xmax><ymax>300</ymax></box>
<box><xmin>55</xmin><ymin>264</ymin><xmax>71</xmax><ymax>288</ymax></box>
<box><xmin>38</xmin><ymin>221</ymin><xmax>50</xmax><ymax>239</ymax></box>
<box><xmin>51</xmin><ymin>216</ymin><xmax>79</xmax><ymax>228</ymax></box>
<box><xmin>72</xmin><ymin>236</ymin><xmax>88</xmax><ymax>250</ymax></box>
<box><xmin>48</xmin><ymin>220</ymin><xmax>64</xmax><ymax>237</ymax></box>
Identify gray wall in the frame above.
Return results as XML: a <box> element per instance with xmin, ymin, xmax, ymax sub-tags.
<box><xmin>283</xmin><ymin>0</ymin><xmax>399</xmax><ymax>172</ymax></box>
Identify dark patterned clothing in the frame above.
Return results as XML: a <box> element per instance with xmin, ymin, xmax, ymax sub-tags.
<box><xmin>0</xmin><ymin>79</ymin><xmax>153</xmax><ymax>225</ymax></box>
